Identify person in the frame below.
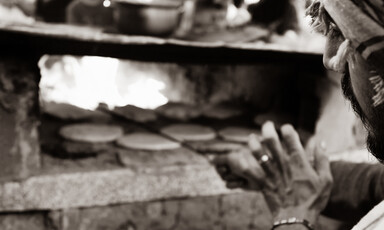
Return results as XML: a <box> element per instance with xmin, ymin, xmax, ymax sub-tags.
<box><xmin>213</xmin><ymin>0</ymin><xmax>384</xmax><ymax>229</ymax></box>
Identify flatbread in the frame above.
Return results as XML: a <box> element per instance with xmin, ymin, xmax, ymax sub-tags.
<box><xmin>161</xmin><ymin>124</ymin><xmax>216</xmax><ymax>141</ymax></box>
<box><xmin>202</xmin><ymin>104</ymin><xmax>243</xmax><ymax>119</ymax></box>
<box><xmin>113</xmin><ymin>105</ymin><xmax>157</xmax><ymax>122</ymax></box>
<box><xmin>187</xmin><ymin>140</ymin><xmax>244</xmax><ymax>154</ymax></box>
<box><xmin>218</xmin><ymin>127</ymin><xmax>260</xmax><ymax>143</ymax></box>
<box><xmin>43</xmin><ymin>102</ymin><xmax>97</xmax><ymax>120</ymax></box>
<box><xmin>59</xmin><ymin>123</ymin><xmax>124</xmax><ymax>143</ymax></box>
<box><xmin>116</xmin><ymin>133</ymin><xmax>181</xmax><ymax>151</ymax></box>
<box><xmin>155</xmin><ymin>102</ymin><xmax>202</xmax><ymax>121</ymax></box>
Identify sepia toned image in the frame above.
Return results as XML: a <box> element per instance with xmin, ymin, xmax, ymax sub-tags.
<box><xmin>0</xmin><ymin>0</ymin><xmax>383</xmax><ymax>229</ymax></box>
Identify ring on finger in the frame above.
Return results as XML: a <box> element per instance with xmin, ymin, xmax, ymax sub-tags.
<box><xmin>257</xmin><ymin>154</ymin><xmax>277</xmax><ymax>178</ymax></box>
<box><xmin>260</xmin><ymin>154</ymin><xmax>270</xmax><ymax>163</ymax></box>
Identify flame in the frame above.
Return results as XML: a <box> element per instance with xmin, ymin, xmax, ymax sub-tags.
<box><xmin>226</xmin><ymin>4</ymin><xmax>238</xmax><ymax>22</ymax></box>
<box><xmin>244</xmin><ymin>0</ymin><xmax>260</xmax><ymax>5</ymax></box>
<box><xmin>122</xmin><ymin>78</ymin><xmax>168</xmax><ymax>109</ymax></box>
<box><xmin>39</xmin><ymin>55</ymin><xmax>168</xmax><ymax>110</ymax></box>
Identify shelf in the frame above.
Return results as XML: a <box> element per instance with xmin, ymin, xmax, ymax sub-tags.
<box><xmin>0</xmin><ymin>21</ymin><xmax>324</xmax><ymax>63</ymax></box>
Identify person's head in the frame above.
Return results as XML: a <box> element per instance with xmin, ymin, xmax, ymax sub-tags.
<box><xmin>307</xmin><ymin>0</ymin><xmax>384</xmax><ymax>161</ymax></box>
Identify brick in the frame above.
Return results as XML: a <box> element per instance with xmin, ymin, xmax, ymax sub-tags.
<box><xmin>45</xmin><ymin>193</ymin><xmax>273</xmax><ymax>230</ymax></box>
<box><xmin>176</xmin><ymin>196</ymin><xmax>221</xmax><ymax>230</ymax></box>
<box><xmin>48</xmin><ymin>201</ymin><xmax>178</xmax><ymax>230</ymax></box>
<box><xmin>221</xmin><ymin>192</ymin><xmax>257</xmax><ymax>230</ymax></box>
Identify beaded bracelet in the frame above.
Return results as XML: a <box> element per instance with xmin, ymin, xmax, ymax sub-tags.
<box><xmin>271</xmin><ymin>217</ymin><xmax>314</xmax><ymax>230</ymax></box>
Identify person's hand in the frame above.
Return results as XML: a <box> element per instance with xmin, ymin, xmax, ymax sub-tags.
<box><xmin>212</xmin><ymin>121</ymin><xmax>333</xmax><ymax>227</ymax></box>
<box><xmin>213</xmin><ymin>147</ymin><xmax>267</xmax><ymax>190</ymax></box>
<box><xmin>256</xmin><ymin>121</ymin><xmax>333</xmax><ymax>226</ymax></box>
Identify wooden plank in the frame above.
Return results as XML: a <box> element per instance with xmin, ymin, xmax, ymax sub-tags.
<box><xmin>0</xmin><ymin>22</ymin><xmax>323</xmax><ymax>64</ymax></box>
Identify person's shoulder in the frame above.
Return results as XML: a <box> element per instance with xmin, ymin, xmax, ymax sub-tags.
<box><xmin>352</xmin><ymin>200</ymin><xmax>384</xmax><ymax>230</ymax></box>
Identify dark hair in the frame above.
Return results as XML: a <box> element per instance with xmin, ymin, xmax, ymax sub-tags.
<box><xmin>342</xmin><ymin>70</ymin><xmax>384</xmax><ymax>162</ymax></box>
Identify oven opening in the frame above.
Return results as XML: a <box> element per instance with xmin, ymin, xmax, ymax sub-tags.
<box><xmin>38</xmin><ymin>54</ymin><xmax>319</xmax><ymax>163</ymax></box>
<box><xmin>39</xmin><ymin>55</ymin><xmax>169</xmax><ymax>110</ymax></box>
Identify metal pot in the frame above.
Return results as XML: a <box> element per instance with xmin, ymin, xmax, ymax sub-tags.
<box><xmin>112</xmin><ymin>0</ymin><xmax>184</xmax><ymax>36</ymax></box>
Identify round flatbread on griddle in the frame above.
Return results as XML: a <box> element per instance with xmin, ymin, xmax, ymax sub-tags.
<box><xmin>113</xmin><ymin>105</ymin><xmax>157</xmax><ymax>123</ymax></box>
<box><xmin>187</xmin><ymin>140</ymin><xmax>245</xmax><ymax>154</ymax></box>
<box><xmin>218</xmin><ymin>126</ymin><xmax>261</xmax><ymax>143</ymax></box>
<box><xmin>161</xmin><ymin>124</ymin><xmax>216</xmax><ymax>141</ymax></box>
<box><xmin>43</xmin><ymin>102</ymin><xmax>97</xmax><ymax>120</ymax></box>
<box><xmin>116</xmin><ymin>133</ymin><xmax>181</xmax><ymax>151</ymax></box>
<box><xmin>156</xmin><ymin>102</ymin><xmax>202</xmax><ymax>121</ymax></box>
<box><xmin>202</xmin><ymin>103</ymin><xmax>243</xmax><ymax>120</ymax></box>
<box><xmin>59</xmin><ymin>123</ymin><xmax>124</xmax><ymax>143</ymax></box>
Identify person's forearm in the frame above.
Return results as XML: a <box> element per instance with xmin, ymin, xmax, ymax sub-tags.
<box><xmin>323</xmin><ymin>161</ymin><xmax>384</xmax><ymax>221</ymax></box>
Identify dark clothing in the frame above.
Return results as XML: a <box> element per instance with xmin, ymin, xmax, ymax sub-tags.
<box><xmin>323</xmin><ymin>161</ymin><xmax>384</xmax><ymax>224</ymax></box>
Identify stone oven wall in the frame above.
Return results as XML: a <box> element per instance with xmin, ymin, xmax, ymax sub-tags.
<box><xmin>0</xmin><ymin>58</ymin><xmax>41</xmax><ymax>181</ymax></box>
<box><xmin>0</xmin><ymin>56</ymin><xmax>324</xmax><ymax>230</ymax></box>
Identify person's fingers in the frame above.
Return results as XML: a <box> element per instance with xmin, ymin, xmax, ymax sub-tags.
<box><xmin>249</xmin><ymin>133</ymin><xmax>262</xmax><ymax>158</ymax></box>
<box><xmin>314</xmin><ymin>144</ymin><xmax>333</xmax><ymax>183</ymax></box>
<box><xmin>226</xmin><ymin>179</ymin><xmax>247</xmax><ymax>189</ymax></box>
<box><xmin>248</xmin><ymin>134</ymin><xmax>272</xmax><ymax>179</ymax></box>
<box><xmin>233</xmin><ymin>150</ymin><xmax>266</xmax><ymax>182</ymax></box>
<box><xmin>280</xmin><ymin>124</ymin><xmax>313</xmax><ymax>171</ymax></box>
<box><xmin>281</xmin><ymin>124</ymin><xmax>305</xmax><ymax>155</ymax></box>
<box><xmin>212</xmin><ymin>156</ymin><xmax>232</xmax><ymax>179</ymax></box>
<box><xmin>262</xmin><ymin>121</ymin><xmax>289</xmax><ymax>162</ymax></box>
<box><xmin>212</xmin><ymin>151</ymin><xmax>266</xmax><ymax>186</ymax></box>
<box><xmin>261</xmin><ymin>121</ymin><xmax>290</xmax><ymax>183</ymax></box>
<box><xmin>304</xmin><ymin>137</ymin><xmax>317</xmax><ymax>167</ymax></box>
<box><xmin>249</xmin><ymin>134</ymin><xmax>275</xmax><ymax>179</ymax></box>
<box><xmin>223</xmin><ymin>173</ymin><xmax>243</xmax><ymax>181</ymax></box>
<box><xmin>212</xmin><ymin>155</ymin><xmax>229</xmax><ymax>166</ymax></box>
<box><xmin>216</xmin><ymin>165</ymin><xmax>230</xmax><ymax>175</ymax></box>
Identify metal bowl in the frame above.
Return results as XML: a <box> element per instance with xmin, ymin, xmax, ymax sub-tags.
<box><xmin>112</xmin><ymin>0</ymin><xmax>184</xmax><ymax>36</ymax></box>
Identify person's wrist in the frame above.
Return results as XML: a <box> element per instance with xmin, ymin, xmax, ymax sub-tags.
<box><xmin>274</xmin><ymin>208</ymin><xmax>319</xmax><ymax>228</ymax></box>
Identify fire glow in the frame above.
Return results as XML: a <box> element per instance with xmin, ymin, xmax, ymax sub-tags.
<box><xmin>39</xmin><ymin>55</ymin><xmax>169</xmax><ymax>110</ymax></box>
